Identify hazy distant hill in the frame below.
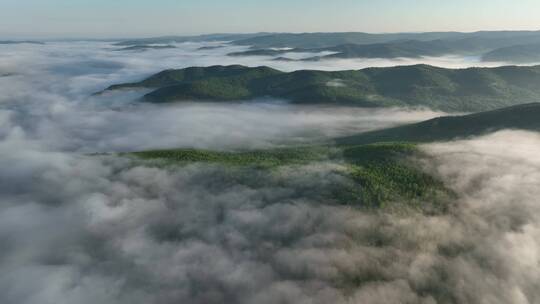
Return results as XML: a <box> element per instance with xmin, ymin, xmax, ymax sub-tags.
<box><xmin>232</xmin><ymin>32</ymin><xmax>468</xmax><ymax>49</ymax></box>
<box><xmin>337</xmin><ymin>103</ymin><xmax>540</xmax><ymax>145</ymax></box>
<box><xmin>0</xmin><ymin>40</ymin><xmax>44</xmax><ymax>45</ymax></box>
<box><xmin>315</xmin><ymin>41</ymin><xmax>454</xmax><ymax>59</ymax></box>
<box><xmin>115</xmin><ymin>44</ymin><xmax>177</xmax><ymax>51</ymax></box>
<box><xmin>228</xmin><ymin>48</ymin><xmax>298</xmax><ymax>57</ymax></box>
<box><xmin>102</xmin><ymin>64</ymin><xmax>540</xmax><ymax>112</ymax></box>
<box><xmin>115</xmin><ymin>31</ymin><xmax>540</xmax><ymax>50</ymax></box>
<box><xmin>197</xmin><ymin>45</ymin><xmax>226</xmax><ymax>50</ymax></box>
<box><xmin>482</xmin><ymin>43</ymin><xmax>540</xmax><ymax>63</ymax></box>
<box><xmin>229</xmin><ymin>34</ymin><xmax>540</xmax><ymax>61</ymax></box>
<box><xmin>231</xmin><ymin>31</ymin><xmax>540</xmax><ymax>49</ymax></box>
<box><xmin>114</xmin><ymin>33</ymin><xmax>273</xmax><ymax>46</ymax></box>
<box><xmin>115</xmin><ymin>31</ymin><xmax>540</xmax><ymax>62</ymax></box>
<box><xmin>227</xmin><ymin>40</ymin><xmax>455</xmax><ymax>59</ymax></box>
<box><xmin>306</xmin><ymin>36</ymin><xmax>540</xmax><ymax>60</ymax></box>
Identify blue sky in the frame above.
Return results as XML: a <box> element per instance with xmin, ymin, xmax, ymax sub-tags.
<box><xmin>1</xmin><ymin>0</ymin><xmax>540</xmax><ymax>38</ymax></box>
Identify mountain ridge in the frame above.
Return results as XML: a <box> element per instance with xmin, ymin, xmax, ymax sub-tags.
<box><xmin>336</xmin><ymin>102</ymin><xmax>540</xmax><ymax>145</ymax></box>
<box><xmin>102</xmin><ymin>64</ymin><xmax>540</xmax><ymax>112</ymax></box>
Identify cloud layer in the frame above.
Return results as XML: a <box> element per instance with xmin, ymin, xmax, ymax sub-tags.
<box><xmin>1</xmin><ymin>41</ymin><xmax>539</xmax><ymax>304</ymax></box>
<box><xmin>3</xmin><ymin>129</ymin><xmax>540</xmax><ymax>304</ymax></box>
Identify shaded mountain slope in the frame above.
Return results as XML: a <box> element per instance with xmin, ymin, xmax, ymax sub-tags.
<box><xmin>482</xmin><ymin>43</ymin><xmax>540</xmax><ymax>63</ymax></box>
<box><xmin>337</xmin><ymin>103</ymin><xmax>540</xmax><ymax>145</ymax></box>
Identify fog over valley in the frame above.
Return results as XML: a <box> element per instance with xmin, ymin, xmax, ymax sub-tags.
<box><xmin>0</xmin><ymin>41</ymin><xmax>454</xmax><ymax>152</ymax></box>
<box><xmin>1</xmin><ymin>35</ymin><xmax>540</xmax><ymax>304</ymax></box>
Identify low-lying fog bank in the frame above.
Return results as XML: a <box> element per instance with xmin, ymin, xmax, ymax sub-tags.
<box><xmin>2</xmin><ymin>131</ymin><xmax>540</xmax><ymax>304</ymax></box>
<box><xmin>0</xmin><ymin>99</ymin><xmax>445</xmax><ymax>152</ymax></box>
<box><xmin>1</xmin><ymin>40</ymin><xmax>454</xmax><ymax>152</ymax></box>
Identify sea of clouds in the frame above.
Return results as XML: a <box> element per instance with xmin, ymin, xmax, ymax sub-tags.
<box><xmin>1</xmin><ymin>41</ymin><xmax>539</xmax><ymax>304</ymax></box>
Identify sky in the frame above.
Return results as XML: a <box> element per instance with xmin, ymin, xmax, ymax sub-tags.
<box><xmin>1</xmin><ymin>0</ymin><xmax>540</xmax><ymax>38</ymax></box>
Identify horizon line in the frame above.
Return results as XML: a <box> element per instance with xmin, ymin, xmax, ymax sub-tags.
<box><xmin>3</xmin><ymin>28</ymin><xmax>540</xmax><ymax>41</ymax></box>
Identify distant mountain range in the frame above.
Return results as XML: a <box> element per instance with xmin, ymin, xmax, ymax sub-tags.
<box><xmin>230</xmin><ymin>31</ymin><xmax>540</xmax><ymax>50</ymax></box>
<box><xmin>102</xmin><ymin>64</ymin><xmax>540</xmax><ymax>112</ymax></box>
<box><xmin>113</xmin><ymin>33</ymin><xmax>273</xmax><ymax>46</ymax></box>
<box><xmin>228</xmin><ymin>40</ymin><xmax>458</xmax><ymax>60</ymax></box>
<box><xmin>231</xmin><ymin>32</ymin><xmax>475</xmax><ymax>49</ymax></box>
<box><xmin>115</xmin><ymin>44</ymin><xmax>177</xmax><ymax>51</ymax></box>
<box><xmin>229</xmin><ymin>37</ymin><xmax>540</xmax><ymax>62</ymax></box>
<box><xmin>114</xmin><ymin>31</ymin><xmax>540</xmax><ymax>63</ymax></box>
<box><xmin>337</xmin><ymin>103</ymin><xmax>540</xmax><ymax>145</ymax></box>
<box><xmin>0</xmin><ymin>40</ymin><xmax>44</xmax><ymax>45</ymax></box>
